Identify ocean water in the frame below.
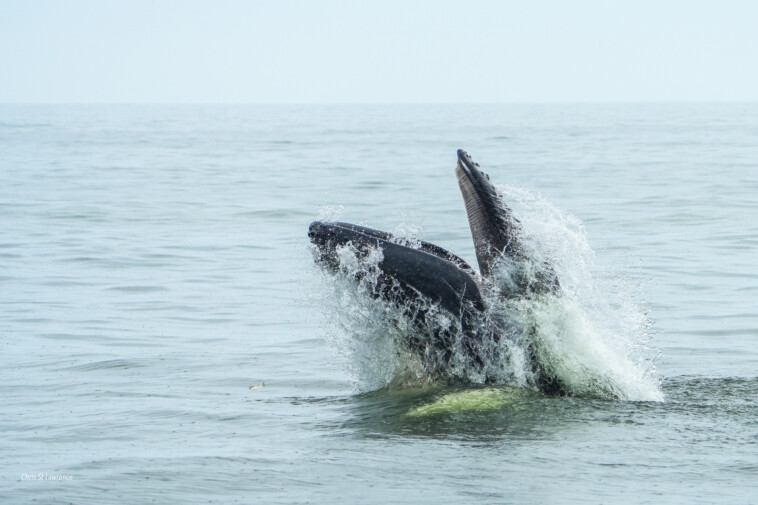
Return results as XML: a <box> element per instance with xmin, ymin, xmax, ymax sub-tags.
<box><xmin>1</xmin><ymin>103</ymin><xmax>757</xmax><ymax>504</ymax></box>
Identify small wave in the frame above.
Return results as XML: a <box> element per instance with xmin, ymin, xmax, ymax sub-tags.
<box><xmin>106</xmin><ymin>285</ymin><xmax>168</xmax><ymax>293</ymax></box>
<box><xmin>0</xmin><ymin>122</ymin><xmax>51</xmax><ymax>128</ymax></box>
<box><xmin>42</xmin><ymin>278</ymin><xmax>90</xmax><ymax>287</ymax></box>
<box><xmin>667</xmin><ymin>328</ymin><xmax>758</xmax><ymax>337</ymax></box>
<box><xmin>63</xmin><ymin>359</ymin><xmax>145</xmax><ymax>372</ymax></box>
<box><xmin>235</xmin><ymin>209</ymin><xmax>312</xmax><ymax>219</ymax></box>
<box><xmin>48</xmin><ymin>212</ymin><xmax>108</xmax><ymax>222</ymax></box>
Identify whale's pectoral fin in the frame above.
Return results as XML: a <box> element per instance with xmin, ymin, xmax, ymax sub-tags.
<box><xmin>308</xmin><ymin>221</ymin><xmax>486</xmax><ymax>341</ymax></box>
<box><xmin>329</xmin><ymin>221</ymin><xmax>479</xmax><ymax>278</ymax></box>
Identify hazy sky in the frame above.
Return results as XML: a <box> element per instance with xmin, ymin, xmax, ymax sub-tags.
<box><xmin>2</xmin><ymin>0</ymin><xmax>757</xmax><ymax>103</ymax></box>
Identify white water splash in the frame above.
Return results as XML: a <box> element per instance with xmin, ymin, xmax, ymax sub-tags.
<box><xmin>313</xmin><ymin>188</ymin><xmax>662</xmax><ymax>401</ymax></box>
<box><xmin>316</xmin><ymin>238</ymin><xmax>499</xmax><ymax>390</ymax></box>
<box><xmin>390</xmin><ymin>222</ymin><xmax>423</xmax><ymax>249</ymax></box>
<box><xmin>317</xmin><ymin>204</ymin><xmax>345</xmax><ymax>223</ymax></box>
<box><xmin>497</xmin><ymin>185</ymin><xmax>662</xmax><ymax>401</ymax></box>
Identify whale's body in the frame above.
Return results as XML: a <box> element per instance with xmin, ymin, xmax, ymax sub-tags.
<box><xmin>308</xmin><ymin>150</ymin><xmax>562</xmax><ymax>393</ymax></box>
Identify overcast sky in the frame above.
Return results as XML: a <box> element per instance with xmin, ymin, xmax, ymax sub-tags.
<box><xmin>1</xmin><ymin>0</ymin><xmax>757</xmax><ymax>103</ymax></box>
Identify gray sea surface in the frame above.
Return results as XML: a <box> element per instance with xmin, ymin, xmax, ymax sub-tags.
<box><xmin>1</xmin><ymin>104</ymin><xmax>757</xmax><ymax>504</ymax></box>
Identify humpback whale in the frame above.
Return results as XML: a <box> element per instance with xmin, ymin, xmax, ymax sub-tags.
<box><xmin>308</xmin><ymin>149</ymin><xmax>563</xmax><ymax>393</ymax></box>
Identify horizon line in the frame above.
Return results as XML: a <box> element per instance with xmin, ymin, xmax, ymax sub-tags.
<box><xmin>1</xmin><ymin>100</ymin><xmax>757</xmax><ymax>106</ymax></box>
